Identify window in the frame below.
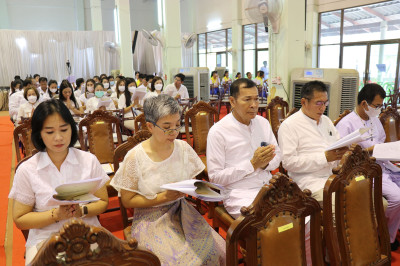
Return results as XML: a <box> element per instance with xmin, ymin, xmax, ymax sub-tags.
<box><xmin>318</xmin><ymin>0</ymin><xmax>400</xmax><ymax>97</ymax></box>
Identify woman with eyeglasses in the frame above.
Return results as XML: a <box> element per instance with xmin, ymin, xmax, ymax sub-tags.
<box><xmin>111</xmin><ymin>95</ymin><xmax>225</xmax><ymax>265</ymax></box>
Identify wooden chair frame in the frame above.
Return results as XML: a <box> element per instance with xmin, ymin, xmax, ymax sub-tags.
<box><xmin>265</xmin><ymin>96</ymin><xmax>289</xmax><ymax>137</ymax></box>
<box><xmin>13</xmin><ymin>118</ymin><xmax>33</xmax><ymax>162</ymax></box>
<box><xmin>379</xmin><ymin>106</ymin><xmax>400</xmax><ymax>142</ymax></box>
<box><xmin>134</xmin><ymin>113</ymin><xmax>148</xmax><ymax>132</ymax></box>
<box><xmin>333</xmin><ymin>109</ymin><xmax>351</xmax><ymax>126</ymax></box>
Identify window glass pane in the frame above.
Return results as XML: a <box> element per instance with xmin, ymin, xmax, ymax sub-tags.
<box><xmin>228</xmin><ymin>53</ymin><xmax>232</xmax><ymax>77</ymax></box>
<box><xmin>207</xmin><ymin>30</ymin><xmax>226</xmax><ymax>53</ymax></box>
<box><xmin>217</xmin><ymin>53</ymin><xmax>227</xmax><ymax>67</ymax></box>
<box><xmin>368</xmin><ymin>43</ymin><xmax>398</xmax><ymax>98</ymax></box>
<box><xmin>342</xmin><ymin>45</ymin><xmax>367</xmax><ymax>90</ymax></box>
<box><xmin>198</xmin><ymin>34</ymin><xmax>206</xmax><ymax>53</ymax></box>
<box><xmin>228</xmin><ymin>29</ymin><xmax>232</xmax><ymax>49</ymax></box>
<box><xmin>244</xmin><ymin>24</ymin><xmax>255</xmax><ymax>50</ymax></box>
<box><xmin>244</xmin><ymin>50</ymin><xmax>255</xmax><ymax>78</ymax></box>
<box><xmin>198</xmin><ymin>54</ymin><xmax>206</xmax><ymax>67</ymax></box>
<box><xmin>257</xmin><ymin>50</ymin><xmax>269</xmax><ymax>80</ymax></box>
<box><xmin>319</xmin><ymin>45</ymin><xmax>340</xmax><ymax>68</ymax></box>
<box><xmin>207</xmin><ymin>53</ymin><xmax>216</xmax><ymax>72</ymax></box>
<box><xmin>320</xmin><ymin>10</ymin><xmax>341</xmax><ymax>45</ymax></box>
<box><xmin>257</xmin><ymin>23</ymin><xmax>268</xmax><ymax>49</ymax></box>
<box><xmin>343</xmin><ymin>2</ymin><xmax>400</xmax><ymax>42</ymax></box>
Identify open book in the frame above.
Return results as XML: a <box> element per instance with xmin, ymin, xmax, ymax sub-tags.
<box><xmin>326</xmin><ymin>127</ymin><xmax>371</xmax><ymax>151</ymax></box>
<box><xmin>132</xmin><ymin>86</ymin><xmax>147</xmax><ymax>101</ymax></box>
<box><xmin>372</xmin><ymin>141</ymin><xmax>400</xmax><ymax>161</ymax></box>
<box><xmin>47</xmin><ymin>177</ymin><xmax>102</xmax><ymax>206</ymax></box>
<box><xmin>160</xmin><ymin>179</ymin><xmax>224</xmax><ymax>202</ymax></box>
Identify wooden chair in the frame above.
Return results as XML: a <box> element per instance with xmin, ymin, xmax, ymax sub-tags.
<box><xmin>226</xmin><ymin>173</ymin><xmax>323</xmax><ymax>265</ymax></box>
<box><xmin>78</xmin><ymin>110</ymin><xmax>123</xmax><ymax>213</ymax></box>
<box><xmin>113</xmin><ymin>130</ymin><xmax>152</xmax><ymax>229</ymax></box>
<box><xmin>379</xmin><ymin>106</ymin><xmax>400</xmax><ymax>142</ymax></box>
<box><xmin>30</xmin><ymin>218</ymin><xmax>160</xmax><ymax>266</ymax></box>
<box><xmin>333</xmin><ymin>109</ymin><xmax>351</xmax><ymax>126</ymax></box>
<box><xmin>134</xmin><ymin>113</ymin><xmax>149</xmax><ymax>132</ymax></box>
<box><xmin>323</xmin><ymin>144</ymin><xmax>390</xmax><ymax>266</ymax></box>
<box><xmin>265</xmin><ymin>96</ymin><xmax>289</xmax><ymax>137</ymax></box>
<box><xmin>13</xmin><ymin>118</ymin><xmax>34</xmax><ymax>162</ymax></box>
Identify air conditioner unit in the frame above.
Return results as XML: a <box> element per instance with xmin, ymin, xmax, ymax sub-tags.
<box><xmin>177</xmin><ymin>67</ymin><xmax>210</xmax><ymax>101</ymax></box>
<box><xmin>290</xmin><ymin>68</ymin><xmax>359</xmax><ymax>120</ymax></box>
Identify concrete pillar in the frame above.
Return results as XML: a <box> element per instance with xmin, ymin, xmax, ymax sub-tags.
<box><xmin>161</xmin><ymin>0</ymin><xmax>182</xmax><ymax>84</ymax></box>
<box><xmin>232</xmin><ymin>0</ymin><xmax>243</xmax><ymax>76</ymax></box>
<box><xmin>0</xmin><ymin>0</ymin><xmax>9</xmax><ymax>29</ymax></box>
<box><xmin>115</xmin><ymin>0</ymin><xmax>134</xmax><ymax>77</ymax></box>
<box><xmin>90</xmin><ymin>0</ymin><xmax>103</xmax><ymax>31</ymax></box>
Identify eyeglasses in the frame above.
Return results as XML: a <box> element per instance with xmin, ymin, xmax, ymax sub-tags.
<box><xmin>152</xmin><ymin>123</ymin><xmax>182</xmax><ymax>135</ymax></box>
<box><xmin>369</xmin><ymin>103</ymin><xmax>383</xmax><ymax>110</ymax></box>
<box><xmin>305</xmin><ymin>98</ymin><xmax>329</xmax><ymax>107</ymax></box>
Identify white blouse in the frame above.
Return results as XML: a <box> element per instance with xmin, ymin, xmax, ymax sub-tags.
<box><xmin>111</xmin><ymin>140</ymin><xmax>204</xmax><ymax>201</ymax></box>
<box><xmin>16</xmin><ymin>101</ymin><xmax>40</xmax><ymax>123</ymax></box>
<box><xmin>9</xmin><ymin>91</ymin><xmax>27</xmax><ymax>121</ymax></box>
<box><xmin>62</xmin><ymin>99</ymin><xmax>82</xmax><ymax>115</ymax></box>
<box><xmin>8</xmin><ymin>148</ymin><xmax>109</xmax><ymax>248</ymax></box>
<box><xmin>85</xmin><ymin>96</ymin><xmax>116</xmax><ymax>113</ymax></box>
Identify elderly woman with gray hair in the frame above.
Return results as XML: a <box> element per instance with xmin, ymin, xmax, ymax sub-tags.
<box><xmin>111</xmin><ymin>94</ymin><xmax>225</xmax><ymax>265</ymax></box>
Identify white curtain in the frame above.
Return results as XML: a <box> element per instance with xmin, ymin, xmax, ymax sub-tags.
<box><xmin>0</xmin><ymin>30</ymin><xmax>120</xmax><ymax>86</ymax></box>
<box><xmin>132</xmin><ymin>31</ymin><xmax>163</xmax><ymax>76</ymax></box>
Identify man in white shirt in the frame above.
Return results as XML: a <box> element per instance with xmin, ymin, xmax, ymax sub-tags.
<box><xmin>38</xmin><ymin>77</ymin><xmax>48</xmax><ymax>100</ymax></box>
<box><xmin>207</xmin><ymin>78</ymin><xmax>281</xmax><ymax>218</ymax></box>
<box><xmin>163</xmin><ymin>73</ymin><xmax>189</xmax><ymax>101</ymax></box>
<box><xmin>278</xmin><ymin>81</ymin><xmax>348</xmax><ymax>203</ymax></box>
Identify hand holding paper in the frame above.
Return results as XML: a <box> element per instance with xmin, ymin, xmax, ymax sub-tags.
<box><xmin>160</xmin><ymin>179</ymin><xmax>224</xmax><ymax>202</ymax></box>
<box><xmin>326</xmin><ymin>127</ymin><xmax>371</xmax><ymax>151</ymax></box>
<box><xmin>97</xmin><ymin>97</ymin><xmax>112</xmax><ymax>108</ymax></box>
<box><xmin>132</xmin><ymin>86</ymin><xmax>147</xmax><ymax>101</ymax></box>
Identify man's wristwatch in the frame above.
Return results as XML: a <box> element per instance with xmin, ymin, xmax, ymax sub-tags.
<box><xmin>81</xmin><ymin>205</ymin><xmax>88</xmax><ymax>218</ymax></box>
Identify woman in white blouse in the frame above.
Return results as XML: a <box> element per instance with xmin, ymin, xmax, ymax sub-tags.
<box><xmin>144</xmin><ymin>76</ymin><xmax>163</xmax><ymax>100</ymax></box>
<box><xmin>59</xmin><ymin>80</ymin><xmax>84</xmax><ymax>115</ymax></box>
<box><xmin>45</xmin><ymin>80</ymin><xmax>59</xmax><ymax>100</ymax></box>
<box><xmin>9</xmin><ymin>99</ymin><xmax>109</xmax><ymax>265</ymax></box>
<box><xmin>16</xmin><ymin>85</ymin><xmax>41</xmax><ymax>124</ymax></box>
<box><xmin>78</xmin><ymin>79</ymin><xmax>95</xmax><ymax>108</ymax></box>
<box><xmin>74</xmin><ymin>78</ymin><xmax>85</xmax><ymax>99</ymax></box>
<box><xmin>85</xmin><ymin>83</ymin><xmax>116</xmax><ymax>113</ymax></box>
<box><xmin>118</xmin><ymin>78</ymin><xmax>138</xmax><ymax>131</ymax></box>
<box><xmin>111</xmin><ymin>95</ymin><xmax>225</xmax><ymax>265</ymax></box>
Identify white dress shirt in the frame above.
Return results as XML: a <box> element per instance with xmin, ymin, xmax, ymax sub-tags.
<box><xmin>9</xmin><ymin>91</ymin><xmax>27</xmax><ymax>121</ymax></box>
<box><xmin>85</xmin><ymin>96</ymin><xmax>116</xmax><ymax>113</ymax></box>
<box><xmin>16</xmin><ymin>101</ymin><xmax>40</xmax><ymax>123</ymax></box>
<box><xmin>8</xmin><ymin>148</ymin><xmax>109</xmax><ymax>248</ymax></box>
<box><xmin>163</xmin><ymin>84</ymin><xmax>189</xmax><ymax>100</ymax></box>
<box><xmin>207</xmin><ymin>113</ymin><xmax>281</xmax><ymax>217</ymax></box>
<box><xmin>278</xmin><ymin>109</ymin><xmax>340</xmax><ymax>193</ymax></box>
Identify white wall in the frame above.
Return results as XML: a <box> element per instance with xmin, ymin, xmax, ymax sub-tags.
<box><xmin>317</xmin><ymin>0</ymin><xmax>386</xmax><ymax>12</ymax></box>
<box><xmin>129</xmin><ymin>0</ymin><xmax>158</xmax><ymax>31</ymax></box>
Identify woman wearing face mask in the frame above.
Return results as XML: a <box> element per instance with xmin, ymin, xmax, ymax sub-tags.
<box><xmin>79</xmin><ymin>79</ymin><xmax>95</xmax><ymax>107</ymax></box>
<box><xmin>144</xmin><ymin>77</ymin><xmax>164</xmax><ymax>99</ymax></box>
<box><xmin>101</xmin><ymin>77</ymin><xmax>112</xmax><ymax>97</ymax></box>
<box><xmin>85</xmin><ymin>83</ymin><xmax>116</xmax><ymax>113</ymax></box>
<box><xmin>59</xmin><ymin>80</ymin><xmax>84</xmax><ymax>115</ymax></box>
<box><xmin>74</xmin><ymin>78</ymin><xmax>85</xmax><ymax>99</ymax></box>
<box><xmin>46</xmin><ymin>80</ymin><xmax>59</xmax><ymax>100</ymax></box>
<box><xmin>118</xmin><ymin>78</ymin><xmax>138</xmax><ymax>131</ymax></box>
<box><xmin>9</xmin><ymin>79</ymin><xmax>23</xmax><ymax>96</ymax></box>
<box><xmin>16</xmin><ymin>85</ymin><xmax>41</xmax><ymax>124</ymax></box>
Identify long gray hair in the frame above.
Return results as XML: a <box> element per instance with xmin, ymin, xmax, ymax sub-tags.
<box><xmin>143</xmin><ymin>94</ymin><xmax>182</xmax><ymax>124</ymax></box>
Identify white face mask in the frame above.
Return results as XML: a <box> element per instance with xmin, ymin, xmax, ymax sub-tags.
<box><xmin>364</xmin><ymin>104</ymin><xmax>381</xmax><ymax>118</ymax></box>
<box><xmin>155</xmin><ymin>84</ymin><xmax>163</xmax><ymax>91</ymax></box>
<box><xmin>27</xmin><ymin>95</ymin><xmax>37</xmax><ymax>103</ymax></box>
<box><xmin>118</xmin><ymin>86</ymin><xmax>125</xmax><ymax>92</ymax></box>
<box><xmin>128</xmin><ymin>87</ymin><xmax>135</xmax><ymax>93</ymax></box>
<box><xmin>50</xmin><ymin>88</ymin><xmax>57</xmax><ymax>93</ymax></box>
<box><xmin>87</xmin><ymin>86</ymin><xmax>94</xmax><ymax>92</ymax></box>
<box><xmin>103</xmin><ymin>83</ymin><xmax>110</xmax><ymax>89</ymax></box>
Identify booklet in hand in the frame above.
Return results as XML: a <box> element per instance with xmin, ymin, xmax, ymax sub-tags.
<box><xmin>160</xmin><ymin>179</ymin><xmax>224</xmax><ymax>202</ymax></box>
<box><xmin>373</xmin><ymin>140</ymin><xmax>400</xmax><ymax>161</ymax></box>
<box><xmin>326</xmin><ymin>127</ymin><xmax>371</xmax><ymax>151</ymax></box>
<box><xmin>97</xmin><ymin>97</ymin><xmax>112</xmax><ymax>108</ymax></box>
<box><xmin>47</xmin><ymin>177</ymin><xmax>102</xmax><ymax>206</ymax></box>
<box><xmin>132</xmin><ymin>86</ymin><xmax>147</xmax><ymax>101</ymax></box>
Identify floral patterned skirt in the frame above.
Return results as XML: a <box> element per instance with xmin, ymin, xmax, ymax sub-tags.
<box><xmin>131</xmin><ymin>199</ymin><xmax>226</xmax><ymax>266</ymax></box>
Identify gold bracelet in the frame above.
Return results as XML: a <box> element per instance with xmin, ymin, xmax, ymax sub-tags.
<box><xmin>51</xmin><ymin>208</ymin><xmax>59</xmax><ymax>223</ymax></box>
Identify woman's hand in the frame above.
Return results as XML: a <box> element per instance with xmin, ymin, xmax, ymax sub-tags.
<box><xmin>54</xmin><ymin>204</ymin><xmax>81</xmax><ymax>221</ymax></box>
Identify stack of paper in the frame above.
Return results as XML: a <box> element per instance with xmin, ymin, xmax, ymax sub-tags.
<box><xmin>47</xmin><ymin>177</ymin><xmax>102</xmax><ymax>205</ymax></box>
<box><xmin>160</xmin><ymin>179</ymin><xmax>224</xmax><ymax>202</ymax></box>
<box><xmin>372</xmin><ymin>141</ymin><xmax>400</xmax><ymax>161</ymax></box>
<box><xmin>326</xmin><ymin>127</ymin><xmax>371</xmax><ymax>151</ymax></box>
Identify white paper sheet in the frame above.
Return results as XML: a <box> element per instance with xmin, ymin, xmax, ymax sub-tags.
<box><xmin>373</xmin><ymin>141</ymin><xmax>400</xmax><ymax>161</ymax></box>
<box><xmin>101</xmin><ymin>163</ymin><xmax>114</xmax><ymax>174</ymax></box>
<box><xmin>326</xmin><ymin>127</ymin><xmax>371</xmax><ymax>151</ymax></box>
<box><xmin>132</xmin><ymin>86</ymin><xmax>147</xmax><ymax>101</ymax></box>
<box><xmin>97</xmin><ymin>97</ymin><xmax>112</xmax><ymax>108</ymax></box>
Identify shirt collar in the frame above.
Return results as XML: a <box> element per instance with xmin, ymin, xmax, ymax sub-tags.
<box><xmin>299</xmin><ymin>108</ymin><xmax>321</xmax><ymax>126</ymax></box>
<box><xmin>36</xmin><ymin>148</ymin><xmax>78</xmax><ymax>170</ymax></box>
<box><xmin>230</xmin><ymin>112</ymin><xmax>254</xmax><ymax>129</ymax></box>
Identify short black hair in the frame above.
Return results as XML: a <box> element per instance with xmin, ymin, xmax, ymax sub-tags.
<box><xmin>357</xmin><ymin>83</ymin><xmax>386</xmax><ymax>105</ymax></box>
<box><xmin>59</xmin><ymin>80</ymin><xmax>79</xmax><ymax>108</ymax></box>
<box><xmin>139</xmin><ymin>74</ymin><xmax>146</xmax><ymax>79</ymax></box>
<box><xmin>76</xmin><ymin>78</ymin><xmax>85</xmax><ymax>88</ymax></box>
<box><xmin>300</xmin><ymin>81</ymin><xmax>328</xmax><ymax>100</ymax></box>
<box><xmin>23</xmin><ymin>78</ymin><xmax>33</xmax><ymax>87</ymax></box>
<box><xmin>100</xmin><ymin>77</ymin><xmax>109</xmax><ymax>83</ymax></box>
<box><xmin>108</xmin><ymin>75</ymin><xmax>114</xmax><ymax>80</ymax></box>
<box><xmin>146</xmin><ymin>75</ymin><xmax>154</xmax><ymax>82</ymax></box>
<box><xmin>39</xmin><ymin>77</ymin><xmax>48</xmax><ymax>83</ymax></box>
<box><xmin>175</xmin><ymin>73</ymin><xmax>185</xmax><ymax>82</ymax></box>
<box><xmin>230</xmin><ymin>78</ymin><xmax>257</xmax><ymax>99</ymax></box>
<box><xmin>31</xmin><ymin>99</ymin><xmax>78</xmax><ymax>151</ymax></box>
<box><xmin>14</xmin><ymin>75</ymin><xmax>21</xmax><ymax>80</ymax></box>
<box><xmin>33</xmin><ymin>74</ymin><xmax>40</xmax><ymax>78</ymax></box>
<box><xmin>211</xmin><ymin>71</ymin><xmax>217</xmax><ymax>77</ymax></box>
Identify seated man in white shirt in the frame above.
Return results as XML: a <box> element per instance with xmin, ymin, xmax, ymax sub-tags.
<box><xmin>336</xmin><ymin>83</ymin><xmax>400</xmax><ymax>250</ymax></box>
<box><xmin>278</xmin><ymin>81</ymin><xmax>348</xmax><ymax>203</ymax></box>
<box><xmin>163</xmin><ymin>73</ymin><xmax>189</xmax><ymax>102</ymax></box>
<box><xmin>38</xmin><ymin>77</ymin><xmax>48</xmax><ymax>99</ymax></box>
<box><xmin>207</xmin><ymin>78</ymin><xmax>281</xmax><ymax>218</ymax></box>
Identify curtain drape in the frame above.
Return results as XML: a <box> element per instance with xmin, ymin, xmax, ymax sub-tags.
<box><xmin>132</xmin><ymin>31</ymin><xmax>163</xmax><ymax>76</ymax></box>
<box><xmin>0</xmin><ymin>30</ymin><xmax>119</xmax><ymax>86</ymax></box>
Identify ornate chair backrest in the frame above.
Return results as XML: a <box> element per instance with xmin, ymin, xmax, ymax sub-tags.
<box><xmin>323</xmin><ymin>144</ymin><xmax>390</xmax><ymax>266</ymax></box>
<box><xmin>13</xmin><ymin>118</ymin><xmax>34</xmax><ymax>162</ymax></box>
<box><xmin>184</xmin><ymin>101</ymin><xmax>219</xmax><ymax>156</ymax></box>
<box><xmin>266</xmin><ymin>96</ymin><xmax>289</xmax><ymax>137</ymax></box>
<box><xmin>31</xmin><ymin>219</ymin><xmax>160</xmax><ymax>266</ymax></box>
<box><xmin>379</xmin><ymin>106</ymin><xmax>400</xmax><ymax>142</ymax></box>
<box><xmin>226</xmin><ymin>173</ymin><xmax>323</xmax><ymax>266</ymax></box>
<box><xmin>333</xmin><ymin>109</ymin><xmax>351</xmax><ymax>126</ymax></box>
<box><xmin>134</xmin><ymin>113</ymin><xmax>148</xmax><ymax>132</ymax></box>
<box><xmin>79</xmin><ymin>110</ymin><xmax>122</xmax><ymax>164</ymax></box>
